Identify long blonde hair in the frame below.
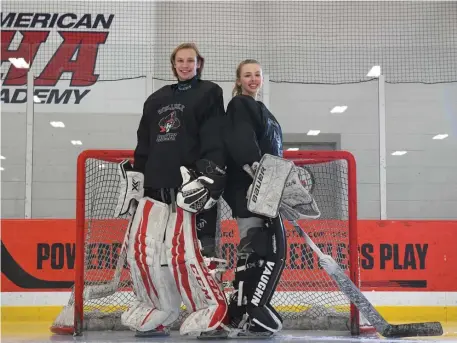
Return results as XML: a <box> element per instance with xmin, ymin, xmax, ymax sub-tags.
<box><xmin>232</xmin><ymin>59</ymin><xmax>261</xmax><ymax>97</ymax></box>
<box><xmin>170</xmin><ymin>42</ymin><xmax>205</xmax><ymax>79</ymax></box>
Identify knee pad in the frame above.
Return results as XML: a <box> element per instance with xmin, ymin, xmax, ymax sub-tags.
<box><xmin>230</xmin><ymin>216</ymin><xmax>286</xmax><ymax>332</ymax></box>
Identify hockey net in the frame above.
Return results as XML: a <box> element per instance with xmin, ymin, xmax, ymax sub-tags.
<box><xmin>51</xmin><ymin>149</ymin><xmax>366</xmax><ymax>335</ymax></box>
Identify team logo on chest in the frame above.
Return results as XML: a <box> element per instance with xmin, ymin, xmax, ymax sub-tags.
<box><xmin>159</xmin><ymin>111</ymin><xmax>180</xmax><ymax>133</ymax></box>
<box><xmin>156</xmin><ymin>103</ymin><xmax>184</xmax><ymax>142</ymax></box>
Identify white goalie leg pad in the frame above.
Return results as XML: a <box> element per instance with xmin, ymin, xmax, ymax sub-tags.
<box><xmin>165</xmin><ymin>207</ymin><xmax>228</xmax><ymax>336</ymax></box>
<box><xmin>121</xmin><ymin>197</ymin><xmax>181</xmax><ymax>332</ymax></box>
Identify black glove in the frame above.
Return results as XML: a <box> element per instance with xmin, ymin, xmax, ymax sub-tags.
<box><xmin>195</xmin><ymin>159</ymin><xmax>226</xmax><ymax>207</ymax></box>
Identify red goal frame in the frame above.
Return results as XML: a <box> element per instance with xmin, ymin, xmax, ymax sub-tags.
<box><xmin>69</xmin><ymin>149</ymin><xmax>361</xmax><ymax>335</ymax></box>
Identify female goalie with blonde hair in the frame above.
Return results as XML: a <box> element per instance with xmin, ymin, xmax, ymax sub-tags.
<box><xmin>223</xmin><ymin>59</ymin><xmax>286</xmax><ymax>338</ymax></box>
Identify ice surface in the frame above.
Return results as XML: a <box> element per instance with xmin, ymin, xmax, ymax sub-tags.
<box><xmin>2</xmin><ymin>323</ymin><xmax>457</xmax><ymax>343</ymax></box>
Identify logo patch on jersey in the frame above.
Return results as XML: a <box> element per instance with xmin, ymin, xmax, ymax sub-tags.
<box><xmin>156</xmin><ymin>104</ymin><xmax>184</xmax><ymax>142</ymax></box>
<box><xmin>159</xmin><ymin>111</ymin><xmax>180</xmax><ymax>133</ymax></box>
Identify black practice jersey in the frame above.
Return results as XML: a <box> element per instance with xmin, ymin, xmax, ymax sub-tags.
<box><xmin>223</xmin><ymin>94</ymin><xmax>283</xmax><ymax>217</ymax></box>
<box><xmin>133</xmin><ymin>78</ymin><xmax>225</xmax><ymax>189</ymax></box>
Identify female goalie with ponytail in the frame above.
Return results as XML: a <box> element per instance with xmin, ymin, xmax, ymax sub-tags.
<box><xmin>223</xmin><ymin>59</ymin><xmax>286</xmax><ymax>338</ymax></box>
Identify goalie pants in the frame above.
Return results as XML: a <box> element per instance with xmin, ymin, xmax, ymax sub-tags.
<box><xmin>121</xmin><ymin>189</ymin><xmax>227</xmax><ymax>335</ymax></box>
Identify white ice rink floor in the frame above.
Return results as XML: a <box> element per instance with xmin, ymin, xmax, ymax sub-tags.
<box><xmin>2</xmin><ymin>323</ymin><xmax>457</xmax><ymax>343</ymax></box>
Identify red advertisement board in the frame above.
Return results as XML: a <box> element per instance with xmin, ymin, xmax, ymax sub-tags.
<box><xmin>1</xmin><ymin>219</ymin><xmax>456</xmax><ymax>292</ymax></box>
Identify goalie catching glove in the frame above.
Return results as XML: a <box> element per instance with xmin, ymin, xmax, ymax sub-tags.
<box><xmin>280</xmin><ymin>166</ymin><xmax>321</xmax><ymax>220</ymax></box>
<box><xmin>114</xmin><ymin>160</ymin><xmax>144</xmax><ymax>217</ymax></box>
<box><xmin>177</xmin><ymin>159</ymin><xmax>226</xmax><ymax>214</ymax></box>
<box><xmin>244</xmin><ymin>154</ymin><xmax>320</xmax><ymax>220</ymax></box>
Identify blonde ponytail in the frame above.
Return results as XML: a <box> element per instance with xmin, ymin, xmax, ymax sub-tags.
<box><xmin>232</xmin><ymin>84</ymin><xmax>242</xmax><ymax>97</ymax></box>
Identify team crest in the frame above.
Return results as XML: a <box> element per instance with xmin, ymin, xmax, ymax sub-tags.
<box><xmin>158</xmin><ymin>111</ymin><xmax>180</xmax><ymax>133</ymax></box>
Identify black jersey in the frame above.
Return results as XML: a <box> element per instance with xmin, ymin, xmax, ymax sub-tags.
<box><xmin>133</xmin><ymin>78</ymin><xmax>225</xmax><ymax>189</ymax></box>
<box><xmin>223</xmin><ymin>94</ymin><xmax>283</xmax><ymax>218</ymax></box>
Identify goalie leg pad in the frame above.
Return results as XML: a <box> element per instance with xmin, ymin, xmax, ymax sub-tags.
<box><xmin>165</xmin><ymin>207</ymin><xmax>228</xmax><ymax>336</ymax></box>
<box><xmin>121</xmin><ymin>197</ymin><xmax>181</xmax><ymax>333</ymax></box>
<box><xmin>229</xmin><ymin>216</ymin><xmax>286</xmax><ymax>333</ymax></box>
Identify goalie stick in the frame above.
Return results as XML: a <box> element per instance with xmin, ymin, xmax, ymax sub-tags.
<box><xmin>242</xmin><ymin>163</ymin><xmax>443</xmax><ymax>338</ymax></box>
<box><xmin>289</xmin><ymin>220</ymin><xmax>443</xmax><ymax>338</ymax></box>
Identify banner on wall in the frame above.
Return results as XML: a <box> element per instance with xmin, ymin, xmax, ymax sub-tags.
<box><xmin>1</xmin><ymin>12</ymin><xmax>116</xmax><ymax>105</ymax></box>
<box><xmin>1</xmin><ymin>219</ymin><xmax>456</xmax><ymax>293</ymax></box>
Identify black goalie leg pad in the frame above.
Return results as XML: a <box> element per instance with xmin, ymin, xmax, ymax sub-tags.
<box><xmin>229</xmin><ymin>216</ymin><xmax>286</xmax><ymax>333</ymax></box>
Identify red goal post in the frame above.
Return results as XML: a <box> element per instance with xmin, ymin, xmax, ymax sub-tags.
<box><xmin>51</xmin><ymin>149</ymin><xmax>366</xmax><ymax>336</ymax></box>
